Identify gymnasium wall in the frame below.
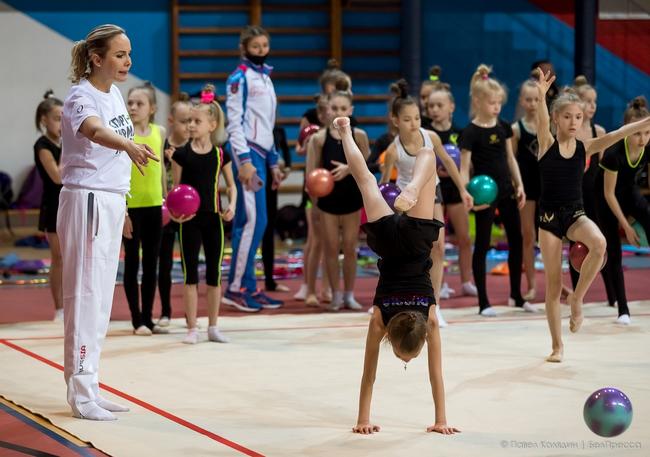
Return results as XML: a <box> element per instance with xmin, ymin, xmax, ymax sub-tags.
<box><xmin>1</xmin><ymin>0</ymin><xmax>648</xmax><ymax>197</ymax></box>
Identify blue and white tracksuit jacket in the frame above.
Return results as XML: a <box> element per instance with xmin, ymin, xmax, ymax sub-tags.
<box><xmin>226</xmin><ymin>58</ymin><xmax>279</xmax><ymax>292</ymax></box>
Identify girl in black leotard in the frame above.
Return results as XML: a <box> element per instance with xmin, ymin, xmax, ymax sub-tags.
<box><xmin>533</xmin><ymin>69</ymin><xmax>650</xmax><ymax>363</ymax></box>
<box><xmin>333</xmin><ymin>116</ymin><xmax>459</xmax><ymax>436</ymax></box>
<box><xmin>306</xmin><ymin>91</ymin><xmax>370</xmax><ymax>311</ymax></box>
<box><xmin>596</xmin><ymin>97</ymin><xmax>650</xmax><ymax>326</ymax></box>
<box><xmin>511</xmin><ymin>78</ymin><xmax>541</xmax><ymax>301</ymax></box>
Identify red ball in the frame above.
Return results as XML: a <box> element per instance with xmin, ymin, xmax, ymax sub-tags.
<box><xmin>166</xmin><ymin>184</ymin><xmax>200</xmax><ymax>219</ymax></box>
<box><xmin>306</xmin><ymin>168</ymin><xmax>334</xmax><ymax>197</ymax></box>
<box><xmin>298</xmin><ymin>124</ymin><xmax>320</xmax><ymax>147</ymax></box>
<box><xmin>569</xmin><ymin>242</ymin><xmax>607</xmax><ymax>272</ymax></box>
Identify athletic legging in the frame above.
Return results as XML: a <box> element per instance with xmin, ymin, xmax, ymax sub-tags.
<box><xmin>597</xmin><ymin>190</ymin><xmax>650</xmax><ymax>317</ymax></box>
<box><xmin>473</xmin><ymin>196</ymin><xmax>524</xmax><ymax>310</ymax></box>
<box><xmin>158</xmin><ymin>222</ymin><xmax>178</xmax><ymax>319</ymax></box>
<box><xmin>123</xmin><ymin>206</ymin><xmax>163</xmax><ymax>330</ymax></box>
<box><xmin>262</xmin><ymin>165</ymin><xmax>279</xmax><ymax>290</ymax></box>
<box><xmin>179</xmin><ymin>212</ymin><xmax>224</xmax><ymax>286</ymax></box>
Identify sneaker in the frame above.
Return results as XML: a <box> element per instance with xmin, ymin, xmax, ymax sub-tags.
<box><xmin>207</xmin><ymin>326</ymin><xmax>230</xmax><ymax>343</ymax></box>
<box><xmin>461</xmin><ymin>282</ymin><xmax>478</xmax><ymax>297</ymax></box>
<box><xmin>157</xmin><ymin>316</ymin><xmax>170</xmax><ymax>327</ymax></box>
<box><xmin>439</xmin><ymin>282</ymin><xmax>455</xmax><ymax>300</ymax></box>
<box><xmin>294</xmin><ymin>284</ymin><xmax>308</xmax><ymax>301</ymax></box>
<box><xmin>252</xmin><ymin>291</ymin><xmax>284</xmax><ymax>310</ymax></box>
<box><xmin>616</xmin><ymin>314</ymin><xmax>631</xmax><ymax>325</ymax></box>
<box><xmin>507</xmin><ymin>298</ymin><xmax>537</xmax><ymax>313</ymax></box>
<box><xmin>152</xmin><ymin>325</ymin><xmax>169</xmax><ymax>334</ymax></box>
<box><xmin>270</xmin><ymin>283</ymin><xmax>290</xmax><ymax>292</ymax></box>
<box><xmin>134</xmin><ymin>325</ymin><xmax>152</xmax><ymax>336</ymax></box>
<box><xmin>183</xmin><ymin>328</ymin><xmax>199</xmax><ymax>344</ymax></box>
<box><xmin>222</xmin><ymin>290</ymin><xmax>262</xmax><ymax>312</ymax></box>
<box><xmin>435</xmin><ymin>306</ymin><xmax>448</xmax><ymax>327</ymax></box>
<box><xmin>343</xmin><ymin>296</ymin><xmax>363</xmax><ymax>311</ymax></box>
<box><xmin>53</xmin><ymin>308</ymin><xmax>64</xmax><ymax>322</ymax></box>
<box><xmin>479</xmin><ymin>307</ymin><xmax>497</xmax><ymax>317</ymax></box>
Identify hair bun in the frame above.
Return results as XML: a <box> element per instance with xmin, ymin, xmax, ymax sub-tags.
<box><xmin>429</xmin><ymin>65</ymin><xmax>442</xmax><ymax>78</ymax></box>
<box><xmin>43</xmin><ymin>89</ymin><xmax>55</xmax><ymax>99</ymax></box>
<box><xmin>389</xmin><ymin>78</ymin><xmax>409</xmax><ymax>99</ymax></box>
<box><xmin>176</xmin><ymin>91</ymin><xmax>190</xmax><ymax>102</ymax></box>
<box><xmin>326</xmin><ymin>58</ymin><xmax>340</xmax><ymax>70</ymax></box>
<box><xmin>202</xmin><ymin>83</ymin><xmax>216</xmax><ymax>94</ymax></box>
<box><xmin>574</xmin><ymin>75</ymin><xmax>589</xmax><ymax>86</ymax></box>
<box><xmin>630</xmin><ymin>96</ymin><xmax>648</xmax><ymax>110</ymax></box>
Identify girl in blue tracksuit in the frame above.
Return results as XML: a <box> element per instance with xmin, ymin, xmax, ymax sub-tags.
<box><xmin>223</xmin><ymin>25</ymin><xmax>284</xmax><ymax>312</ymax></box>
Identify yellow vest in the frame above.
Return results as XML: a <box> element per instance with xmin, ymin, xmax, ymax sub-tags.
<box><xmin>127</xmin><ymin>123</ymin><xmax>164</xmax><ymax>208</ymax></box>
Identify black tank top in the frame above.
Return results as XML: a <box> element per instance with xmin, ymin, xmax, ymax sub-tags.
<box><xmin>516</xmin><ymin>120</ymin><xmax>539</xmax><ymax>164</ymax></box>
<box><xmin>584</xmin><ymin>123</ymin><xmax>600</xmax><ymax>178</ymax></box>
<box><xmin>539</xmin><ymin>139</ymin><xmax>585</xmax><ymax>206</ymax></box>
<box><xmin>316</xmin><ymin>129</ymin><xmax>364</xmax><ymax>215</ymax></box>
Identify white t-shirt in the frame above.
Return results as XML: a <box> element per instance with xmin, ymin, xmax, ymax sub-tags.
<box><xmin>61</xmin><ymin>79</ymin><xmax>133</xmax><ymax>194</ymax></box>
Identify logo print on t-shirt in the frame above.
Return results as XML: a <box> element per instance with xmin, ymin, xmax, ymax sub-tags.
<box><xmin>77</xmin><ymin>105</ymin><xmax>84</xmax><ymax>113</ymax></box>
<box><xmin>489</xmin><ymin>134</ymin><xmax>500</xmax><ymax>145</ymax></box>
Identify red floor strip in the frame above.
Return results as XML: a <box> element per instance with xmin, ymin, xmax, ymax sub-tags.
<box><xmin>0</xmin><ymin>339</ymin><xmax>264</xmax><ymax>457</ymax></box>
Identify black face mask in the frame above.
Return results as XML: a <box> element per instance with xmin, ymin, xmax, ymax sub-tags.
<box><xmin>245</xmin><ymin>52</ymin><xmax>268</xmax><ymax>66</ymax></box>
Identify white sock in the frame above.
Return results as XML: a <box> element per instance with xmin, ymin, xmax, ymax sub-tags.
<box><xmin>73</xmin><ymin>402</ymin><xmax>116</xmax><ymax>421</ymax></box>
<box><xmin>208</xmin><ymin>326</ymin><xmax>230</xmax><ymax>343</ymax></box>
<box><xmin>96</xmin><ymin>396</ymin><xmax>129</xmax><ymax>412</ymax></box>
<box><xmin>343</xmin><ymin>291</ymin><xmax>354</xmax><ymax>302</ymax></box>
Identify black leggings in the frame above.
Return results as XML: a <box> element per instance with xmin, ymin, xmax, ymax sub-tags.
<box><xmin>123</xmin><ymin>206</ymin><xmax>162</xmax><ymax>330</ymax></box>
<box><xmin>570</xmin><ymin>170</ymin><xmax>614</xmax><ymax>303</ymax></box>
<box><xmin>180</xmin><ymin>212</ymin><xmax>224</xmax><ymax>286</ymax></box>
<box><xmin>158</xmin><ymin>222</ymin><xmax>178</xmax><ymax>319</ymax></box>
<box><xmin>473</xmin><ymin>196</ymin><xmax>524</xmax><ymax>310</ymax></box>
<box><xmin>262</xmin><ymin>166</ymin><xmax>279</xmax><ymax>290</ymax></box>
<box><xmin>597</xmin><ymin>191</ymin><xmax>650</xmax><ymax>317</ymax></box>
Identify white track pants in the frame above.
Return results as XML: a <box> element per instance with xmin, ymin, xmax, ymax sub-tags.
<box><xmin>58</xmin><ymin>188</ymin><xmax>125</xmax><ymax>410</ymax></box>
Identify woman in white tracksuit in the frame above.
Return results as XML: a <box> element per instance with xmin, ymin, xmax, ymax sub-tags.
<box><xmin>59</xmin><ymin>24</ymin><xmax>157</xmax><ymax>421</ymax></box>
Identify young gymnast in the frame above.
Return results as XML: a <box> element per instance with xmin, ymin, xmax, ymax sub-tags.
<box><xmin>511</xmin><ymin>78</ymin><xmax>541</xmax><ymax>301</ymax></box>
<box><xmin>596</xmin><ymin>97</ymin><xmax>650</xmax><ymax>325</ymax></box>
<box><xmin>381</xmin><ymin>80</ymin><xmax>473</xmax><ymax>326</ymax></box>
<box><xmin>533</xmin><ymin>69</ymin><xmax>650</xmax><ymax>362</ymax></box>
<box><xmin>33</xmin><ymin>91</ymin><xmax>64</xmax><ymax>321</ymax></box>
<box><xmin>424</xmin><ymin>70</ymin><xmax>477</xmax><ymax>297</ymax></box>
<box><xmin>332</xmin><ymin>116</ymin><xmax>459</xmax><ymax>435</ymax></box>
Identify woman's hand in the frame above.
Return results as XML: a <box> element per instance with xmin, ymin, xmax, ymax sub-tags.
<box><xmin>623</xmin><ymin>222</ymin><xmax>640</xmax><ymax>247</ymax></box>
<box><xmin>126</xmin><ymin>141</ymin><xmax>159</xmax><ymax>176</ymax></box>
<box><xmin>330</xmin><ymin>160</ymin><xmax>350</xmax><ymax>181</ymax></box>
<box><xmin>122</xmin><ymin>215</ymin><xmax>133</xmax><ymax>239</ymax></box>
<box><xmin>238</xmin><ymin>162</ymin><xmax>256</xmax><ymax>188</ymax></box>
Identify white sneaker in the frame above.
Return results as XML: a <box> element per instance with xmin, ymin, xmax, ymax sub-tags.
<box><xmin>152</xmin><ymin>325</ymin><xmax>169</xmax><ymax>334</ymax></box>
<box><xmin>507</xmin><ymin>298</ymin><xmax>537</xmax><ymax>312</ymax></box>
<box><xmin>344</xmin><ymin>295</ymin><xmax>363</xmax><ymax>311</ymax></box>
<box><xmin>480</xmin><ymin>307</ymin><xmax>497</xmax><ymax>317</ymax></box>
<box><xmin>439</xmin><ymin>282</ymin><xmax>455</xmax><ymax>300</ymax></box>
<box><xmin>461</xmin><ymin>282</ymin><xmax>478</xmax><ymax>297</ymax></box>
<box><xmin>183</xmin><ymin>328</ymin><xmax>199</xmax><ymax>344</ymax></box>
<box><xmin>53</xmin><ymin>308</ymin><xmax>64</xmax><ymax>322</ymax></box>
<box><xmin>157</xmin><ymin>316</ymin><xmax>170</xmax><ymax>327</ymax></box>
<box><xmin>435</xmin><ymin>306</ymin><xmax>448</xmax><ymax>327</ymax></box>
<box><xmin>134</xmin><ymin>325</ymin><xmax>152</xmax><ymax>336</ymax></box>
<box><xmin>293</xmin><ymin>284</ymin><xmax>308</xmax><ymax>301</ymax></box>
<box><xmin>207</xmin><ymin>326</ymin><xmax>230</xmax><ymax>343</ymax></box>
<box><xmin>616</xmin><ymin>314</ymin><xmax>631</xmax><ymax>325</ymax></box>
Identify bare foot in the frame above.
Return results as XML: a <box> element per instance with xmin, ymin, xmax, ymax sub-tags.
<box><xmin>546</xmin><ymin>348</ymin><xmax>563</xmax><ymax>363</ymax></box>
<box><xmin>332</xmin><ymin>117</ymin><xmax>350</xmax><ymax>130</ymax></box>
<box><xmin>393</xmin><ymin>184</ymin><xmax>418</xmax><ymax>212</ymax></box>
<box><xmin>567</xmin><ymin>292</ymin><xmax>583</xmax><ymax>333</ymax></box>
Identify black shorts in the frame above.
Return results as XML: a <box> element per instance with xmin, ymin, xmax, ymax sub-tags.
<box><xmin>38</xmin><ymin>202</ymin><xmax>59</xmax><ymax>233</ymax></box>
<box><xmin>435</xmin><ymin>183</ymin><xmax>443</xmax><ymax>205</ymax></box>
<box><xmin>440</xmin><ymin>177</ymin><xmax>462</xmax><ymax>205</ymax></box>
<box><xmin>538</xmin><ymin>202</ymin><xmax>585</xmax><ymax>239</ymax></box>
